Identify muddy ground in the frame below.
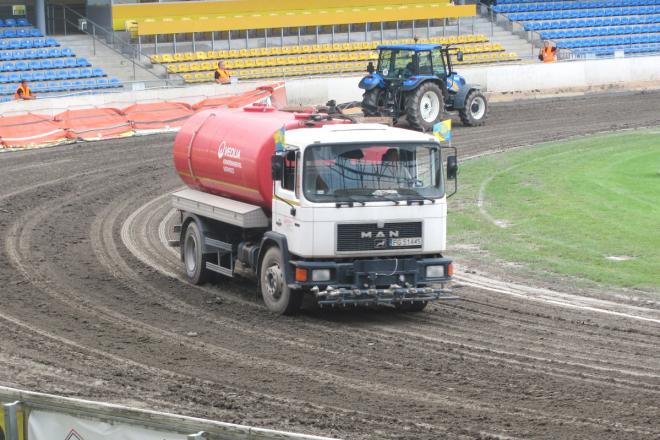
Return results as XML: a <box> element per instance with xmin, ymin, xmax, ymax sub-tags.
<box><xmin>1</xmin><ymin>90</ymin><xmax>659</xmax><ymax>440</ymax></box>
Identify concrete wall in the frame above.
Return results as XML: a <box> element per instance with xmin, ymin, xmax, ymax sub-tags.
<box><xmin>285</xmin><ymin>55</ymin><xmax>660</xmax><ymax>105</ymax></box>
<box><xmin>0</xmin><ymin>82</ymin><xmax>260</xmax><ymax>116</ymax></box>
<box><xmin>3</xmin><ymin>55</ymin><xmax>659</xmax><ymax>115</ymax></box>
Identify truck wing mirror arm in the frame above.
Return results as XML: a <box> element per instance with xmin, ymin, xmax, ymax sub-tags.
<box><xmin>271</xmin><ymin>155</ymin><xmax>284</xmax><ymax>181</ymax></box>
<box><xmin>445</xmin><ymin>148</ymin><xmax>458</xmax><ymax>198</ymax></box>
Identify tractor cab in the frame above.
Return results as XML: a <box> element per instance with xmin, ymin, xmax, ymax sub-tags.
<box><xmin>359</xmin><ymin>44</ymin><xmax>487</xmax><ymax>131</ymax></box>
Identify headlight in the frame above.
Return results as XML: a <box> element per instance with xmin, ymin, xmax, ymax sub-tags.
<box><xmin>426</xmin><ymin>265</ymin><xmax>445</xmax><ymax>278</ymax></box>
<box><xmin>312</xmin><ymin>269</ymin><xmax>331</xmax><ymax>282</ymax></box>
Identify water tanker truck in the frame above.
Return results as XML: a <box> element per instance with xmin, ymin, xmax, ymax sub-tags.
<box><xmin>172</xmin><ymin>105</ymin><xmax>458</xmax><ymax>314</ymax></box>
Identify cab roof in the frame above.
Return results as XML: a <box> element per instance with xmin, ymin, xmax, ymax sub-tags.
<box><xmin>376</xmin><ymin>44</ymin><xmax>444</xmax><ymax>51</ymax></box>
<box><xmin>286</xmin><ymin>123</ymin><xmax>438</xmax><ymax>148</ymax></box>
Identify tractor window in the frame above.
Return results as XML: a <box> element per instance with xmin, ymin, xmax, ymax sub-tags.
<box><xmin>379</xmin><ymin>49</ymin><xmax>416</xmax><ymax>78</ymax></box>
<box><xmin>418</xmin><ymin>51</ymin><xmax>433</xmax><ymax>75</ymax></box>
<box><xmin>432</xmin><ymin>48</ymin><xmax>446</xmax><ymax>76</ymax></box>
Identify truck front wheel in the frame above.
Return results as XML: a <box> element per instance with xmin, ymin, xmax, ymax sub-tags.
<box><xmin>260</xmin><ymin>247</ymin><xmax>303</xmax><ymax>315</ymax></box>
<box><xmin>182</xmin><ymin>221</ymin><xmax>211</xmax><ymax>285</ymax></box>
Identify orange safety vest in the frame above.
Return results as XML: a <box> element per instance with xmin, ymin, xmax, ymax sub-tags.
<box><xmin>215</xmin><ymin>68</ymin><xmax>230</xmax><ymax>83</ymax></box>
<box><xmin>14</xmin><ymin>85</ymin><xmax>31</xmax><ymax>99</ymax></box>
<box><xmin>542</xmin><ymin>46</ymin><xmax>557</xmax><ymax>63</ymax></box>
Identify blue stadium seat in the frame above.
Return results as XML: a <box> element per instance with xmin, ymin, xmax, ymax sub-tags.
<box><xmin>71</xmin><ymin>80</ymin><xmax>83</xmax><ymax>90</ymax></box>
<box><xmin>33</xmin><ymin>38</ymin><xmax>46</xmax><ymax>48</ymax></box>
<box><xmin>48</xmin><ymin>81</ymin><xmax>62</xmax><ymax>92</ymax></box>
<box><xmin>95</xmin><ymin>78</ymin><xmax>108</xmax><ymax>88</ymax></box>
<box><xmin>36</xmin><ymin>48</ymin><xmax>48</xmax><ymax>58</ymax></box>
<box><xmin>14</xmin><ymin>61</ymin><xmax>28</xmax><ymax>70</ymax></box>
<box><xmin>80</xmin><ymin>68</ymin><xmax>92</xmax><ymax>78</ymax></box>
<box><xmin>76</xmin><ymin>57</ymin><xmax>89</xmax><ymax>67</ymax></box>
<box><xmin>33</xmin><ymin>82</ymin><xmax>46</xmax><ymax>93</ymax></box>
<box><xmin>68</xmin><ymin>68</ymin><xmax>81</xmax><ymax>79</ymax></box>
<box><xmin>84</xmin><ymin>79</ymin><xmax>96</xmax><ymax>89</ymax></box>
<box><xmin>8</xmin><ymin>72</ymin><xmax>21</xmax><ymax>83</ymax></box>
<box><xmin>55</xmin><ymin>69</ymin><xmax>67</xmax><ymax>80</ymax></box>
<box><xmin>45</xmin><ymin>70</ymin><xmax>57</xmax><ymax>81</ymax></box>
<box><xmin>28</xmin><ymin>60</ymin><xmax>40</xmax><ymax>70</ymax></box>
<box><xmin>29</xmin><ymin>28</ymin><xmax>42</xmax><ymax>37</ymax></box>
<box><xmin>32</xmin><ymin>71</ymin><xmax>45</xmax><ymax>82</ymax></box>
<box><xmin>45</xmin><ymin>37</ymin><xmax>58</xmax><ymax>47</ymax></box>
<box><xmin>0</xmin><ymin>52</ymin><xmax>10</xmax><ymax>61</ymax></box>
<box><xmin>5</xmin><ymin>18</ymin><xmax>16</xmax><ymax>27</ymax></box>
<box><xmin>61</xmin><ymin>47</ymin><xmax>73</xmax><ymax>57</ymax></box>
<box><xmin>64</xmin><ymin>58</ymin><xmax>76</xmax><ymax>68</ymax></box>
<box><xmin>48</xmin><ymin>48</ymin><xmax>61</xmax><ymax>57</ymax></box>
<box><xmin>17</xmin><ymin>18</ymin><xmax>29</xmax><ymax>26</ymax></box>
<box><xmin>4</xmin><ymin>29</ymin><xmax>16</xmax><ymax>38</ymax></box>
<box><xmin>61</xmin><ymin>80</ymin><xmax>72</xmax><ymax>91</ymax></box>
<box><xmin>40</xmin><ymin>59</ymin><xmax>53</xmax><ymax>69</ymax></box>
<box><xmin>52</xmin><ymin>59</ymin><xmax>64</xmax><ymax>69</ymax></box>
<box><xmin>109</xmin><ymin>78</ymin><xmax>121</xmax><ymax>88</ymax></box>
<box><xmin>3</xmin><ymin>61</ymin><xmax>15</xmax><ymax>71</ymax></box>
<box><xmin>92</xmin><ymin>67</ymin><xmax>104</xmax><ymax>77</ymax></box>
<box><xmin>0</xmin><ymin>74</ymin><xmax>8</xmax><ymax>83</ymax></box>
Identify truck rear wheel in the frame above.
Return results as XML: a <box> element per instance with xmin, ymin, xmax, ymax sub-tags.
<box><xmin>361</xmin><ymin>88</ymin><xmax>384</xmax><ymax>117</ymax></box>
<box><xmin>459</xmin><ymin>90</ymin><xmax>488</xmax><ymax>126</ymax></box>
<box><xmin>183</xmin><ymin>221</ymin><xmax>211</xmax><ymax>285</ymax></box>
<box><xmin>405</xmin><ymin>82</ymin><xmax>444</xmax><ymax>132</ymax></box>
<box><xmin>395</xmin><ymin>301</ymin><xmax>428</xmax><ymax>312</ymax></box>
<box><xmin>260</xmin><ymin>247</ymin><xmax>303</xmax><ymax>315</ymax></box>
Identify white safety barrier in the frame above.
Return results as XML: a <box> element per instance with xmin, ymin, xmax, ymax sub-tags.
<box><xmin>285</xmin><ymin>54</ymin><xmax>660</xmax><ymax>104</ymax></box>
<box><xmin>0</xmin><ymin>386</ymin><xmax>340</xmax><ymax>440</ymax></box>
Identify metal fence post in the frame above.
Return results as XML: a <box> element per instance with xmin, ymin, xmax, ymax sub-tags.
<box><xmin>315</xmin><ymin>25</ymin><xmax>319</xmax><ymax>44</ymax></box>
<box><xmin>490</xmin><ymin>7</ymin><xmax>494</xmax><ymax>38</ymax></box>
<box><xmin>347</xmin><ymin>23</ymin><xmax>351</xmax><ymax>43</ymax></box>
<box><xmin>192</xmin><ymin>32</ymin><xmax>196</xmax><ymax>52</ymax></box>
<box><xmin>92</xmin><ymin>24</ymin><xmax>96</xmax><ymax>56</ymax></box>
<box><xmin>427</xmin><ymin>19</ymin><xmax>431</xmax><ymax>38</ymax></box>
<box><xmin>395</xmin><ymin>20</ymin><xmax>399</xmax><ymax>39</ymax></box>
<box><xmin>63</xmin><ymin>7</ymin><xmax>67</xmax><ymax>36</ymax></box>
<box><xmin>3</xmin><ymin>401</ymin><xmax>20</xmax><ymax>440</ymax></box>
<box><xmin>412</xmin><ymin>19</ymin><xmax>415</xmax><ymax>39</ymax></box>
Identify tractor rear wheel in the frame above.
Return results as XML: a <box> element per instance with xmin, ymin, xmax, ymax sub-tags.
<box><xmin>405</xmin><ymin>82</ymin><xmax>444</xmax><ymax>132</ymax></box>
<box><xmin>361</xmin><ymin>88</ymin><xmax>384</xmax><ymax>116</ymax></box>
<box><xmin>459</xmin><ymin>90</ymin><xmax>488</xmax><ymax>126</ymax></box>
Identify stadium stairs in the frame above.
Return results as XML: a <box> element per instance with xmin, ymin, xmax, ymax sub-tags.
<box><xmin>473</xmin><ymin>11</ymin><xmax>536</xmax><ymax>59</ymax></box>
<box><xmin>56</xmin><ymin>34</ymin><xmax>163</xmax><ymax>84</ymax></box>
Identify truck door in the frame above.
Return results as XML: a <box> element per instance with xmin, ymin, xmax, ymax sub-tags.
<box><xmin>273</xmin><ymin>150</ymin><xmax>304</xmax><ymax>251</ymax></box>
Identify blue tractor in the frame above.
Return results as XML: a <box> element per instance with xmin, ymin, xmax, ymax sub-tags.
<box><xmin>358</xmin><ymin>43</ymin><xmax>488</xmax><ymax>131</ymax></box>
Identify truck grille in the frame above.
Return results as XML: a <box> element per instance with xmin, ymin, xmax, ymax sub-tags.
<box><xmin>337</xmin><ymin>222</ymin><xmax>422</xmax><ymax>252</ymax></box>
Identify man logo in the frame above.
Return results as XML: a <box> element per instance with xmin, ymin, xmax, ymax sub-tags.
<box><xmin>64</xmin><ymin>429</ymin><xmax>86</xmax><ymax>440</ymax></box>
<box><xmin>361</xmin><ymin>230</ymin><xmax>399</xmax><ymax>239</ymax></box>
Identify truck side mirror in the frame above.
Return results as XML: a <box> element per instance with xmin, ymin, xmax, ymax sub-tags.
<box><xmin>271</xmin><ymin>155</ymin><xmax>284</xmax><ymax>181</ymax></box>
<box><xmin>456</xmin><ymin>51</ymin><xmax>464</xmax><ymax>62</ymax></box>
<box><xmin>447</xmin><ymin>155</ymin><xmax>458</xmax><ymax>180</ymax></box>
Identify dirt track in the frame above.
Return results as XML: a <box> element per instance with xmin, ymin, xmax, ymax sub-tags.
<box><xmin>1</xmin><ymin>90</ymin><xmax>659</xmax><ymax>440</ymax></box>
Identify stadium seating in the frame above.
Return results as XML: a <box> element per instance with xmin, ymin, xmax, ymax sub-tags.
<box><xmin>158</xmin><ymin>35</ymin><xmax>519</xmax><ymax>83</ymax></box>
<box><xmin>494</xmin><ymin>1</ymin><xmax>660</xmax><ymax>56</ymax></box>
<box><xmin>0</xmin><ymin>19</ymin><xmax>122</xmax><ymax>97</ymax></box>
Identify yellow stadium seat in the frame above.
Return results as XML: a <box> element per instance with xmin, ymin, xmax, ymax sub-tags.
<box><xmin>227</xmin><ymin>49</ymin><xmax>239</xmax><ymax>58</ymax></box>
<box><xmin>319</xmin><ymin>54</ymin><xmax>329</xmax><ymax>63</ymax></box>
<box><xmin>308</xmin><ymin>54</ymin><xmax>319</xmax><ymax>63</ymax></box>
<box><xmin>150</xmin><ymin>54</ymin><xmax>162</xmax><ymax>64</ymax></box>
<box><xmin>338</xmin><ymin>53</ymin><xmax>349</xmax><ymax>62</ymax></box>
<box><xmin>194</xmin><ymin>73</ymin><xmax>207</xmax><ymax>82</ymax></box>
<box><xmin>259</xmin><ymin>48</ymin><xmax>269</xmax><ymax>56</ymax></box>
<box><xmin>301</xmin><ymin>45</ymin><xmax>312</xmax><ymax>53</ymax></box>
<box><xmin>328</xmin><ymin>53</ymin><xmax>339</xmax><ymax>62</ymax></box>
<box><xmin>224</xmin><ymin>60</ymin><xmax>235</xmax><ymax>68</ymax></box>
<box><xmin>297</xmin><ymin>55</ymin><xmax>307</xmax><ymax>64</ymax></box>
<box><xmin>196</xmin><ymin>51</ymin><xmax>207</xmax><ymax>60</ymax></box>
<box><xmin>332</xmin><ymin>43</ymin><xmax>342</xmax><ymax>52</ymax></box>
<box><xmin>173</xmin><ymin>53</ymin><xmax>185</xmax><ymax>62</ymax></box>
<box><xmin>201</xmin><ymin>61</ymin><xmax>213</xmax><ymax>70</ymax></box>
<box><xmin>206</xmin><ymin>50</ymin><xmax>217</xmax><ymax>59</ymax></box>
<box><xmin>312</xmin><ymin>44</ymin><xmax>322</xmax><ymax>53</ymax></box>
<box><xmin>191</xmin><ymin>62</ymin><xmax>202</xmax><ymax>71</ymax></box>
<box><xmin>348</xmin><ymin>52</ymin><xmax>358</xmax><ymax>61</ymax></box>
<box><xmin>281</xmin><ymin>46</ymin><xmax>292</xmax><ymax>55</ymax></box>
<box><xmin>178</xmin><ymin>63</ymin><xmax>190</xmax><ymax>72</ymax></box>
<box><xmin>233</xmin><ymin>59</ymin><xmax>245</xmax><ymax>69</ymax></box>
<box><xmin>255</xmin><ymin>58</ymin><xmax>267</xmax><ymax>67</ymax></box>
<box><xmin>286</xmin><ymin>55</ymin><xmax>297</xmax><ymax>65</ymax></box>
<box><xmin>161</xmin><ymin>53</ymin><xmax>174</xmax><ymax>63</ymax></box>
<box><xmin>247</xmin><ymin>48</ymin><xmax>258</xmax><ymax>57</ymax></box>
<box><xmin>270</xmin><ymin>47</ymin><xmax>282</xmax><ymax>56</ymax></box>
<box><xmin>238</xmin><ymin>49</ymin><xmax>248</xmax><ymax>57</ymax></box>
<box><xmin>182</xmin><ymin>73</ymin><xmax>194</xmax><ymax>82</ymax></box>
<box><xmin>216</xmin><ymin>50</ymin><xmax>228</xmax><ymax>59</ymax></box>
<box><xmin>271</xmin><ymin>67</ymin><xmax>283</xmax><ymax>76</ymax></box>
<box><xmin>244</xmin><ymin>59</ymin><xmax>256</xmax><ymax>68</ymax></box>
<box><xmin>321</xmin><ymin>43</ymin><xmax>332</xmax><ymax>52</ymax></box>
<box><xmin>166</xmin><ymin>64</ymin><xmax>179</xmax><ymax>74</ymax></box>
<box><xmin>184</xmin><ymin>52</ymin><xmax>195</xmax><ymax>61</ymax></box>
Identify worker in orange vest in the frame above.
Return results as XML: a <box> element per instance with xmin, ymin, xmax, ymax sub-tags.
<box><xmin>214</xmin><ymin>61</ymin><xmax>231</xmax><ymax>84</ymax></box>
<box><xmin>538</xmin><ymin>40</ymin><xmax>558</xmax><ymax>63</ymax></box>
<box><xmin>14</xmin><ymin>79</ymin><xmax>36</xmax><ymax>100</ymax></box>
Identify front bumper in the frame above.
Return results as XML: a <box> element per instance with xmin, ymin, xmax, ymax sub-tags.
<box><xmin>289</xmin><ymin>256</ymin><xmax>457</xmax><ymax>306</ymax></box>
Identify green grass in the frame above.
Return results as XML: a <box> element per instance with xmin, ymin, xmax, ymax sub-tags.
<box><xmin>448</xmin><ymin>128</ymin><xmax>660</xmax><ymax>291</ymax></box>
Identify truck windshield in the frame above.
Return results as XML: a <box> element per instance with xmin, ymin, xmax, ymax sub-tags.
<box><xmin>303</xmin><ymin>143</ymin><xmax>444</xmax><ymax>203</ymax></box>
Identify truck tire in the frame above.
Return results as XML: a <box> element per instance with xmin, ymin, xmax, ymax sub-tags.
<box><xmin>459</xmin><ymin>90</ymin><xmax>488</xmax><ymax>126</ymax></box>
<box><xmin>182</xmin><ymin>221</ymin><xmax>211</xmax><ymax>285</ymax></box>
<box><xmin>260</xmin><ymin>247</ymin><xmax>303</xmax><ymax>315</ymax></box>
<box><xmin>395</xmin><ymin>301</ymin><xmax>428</xmax><ymax>312</ymax></box>
<box><xmin>361</xmin><ymin>88</ymin><xmax>384</xmax><ymax>117</ymax></box>
<box><xmin>405</xmin><ymin>82</ymin><xmax>444</xmax><ymax>132</ymax></box>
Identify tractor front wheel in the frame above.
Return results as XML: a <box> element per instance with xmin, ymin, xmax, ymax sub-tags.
<box><xmin>405</xmin><ymin>82</ymin><xmax>444</xmax><ymax>132</ymax></box>
<box><xmin>459</xmin><ymin>90</ymin><xmax>488</xmax><ymax>126</ymax></box>
<box><xmin>361</xmin><ymin>88</ymin><xmax>384</xmax><ymax>117</ymax></box>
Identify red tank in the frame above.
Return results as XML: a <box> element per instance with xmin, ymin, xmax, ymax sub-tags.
<box><xmin>173</xmin><ymin>106</ymin><xmax>349</xmax><ymax>213</ymax></box>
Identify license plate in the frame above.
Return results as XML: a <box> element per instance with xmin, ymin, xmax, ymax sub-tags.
<box><xmin>390</xmin><ymin>237</ymin><xmax>422</xmax><ymax>247</ymax></box>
